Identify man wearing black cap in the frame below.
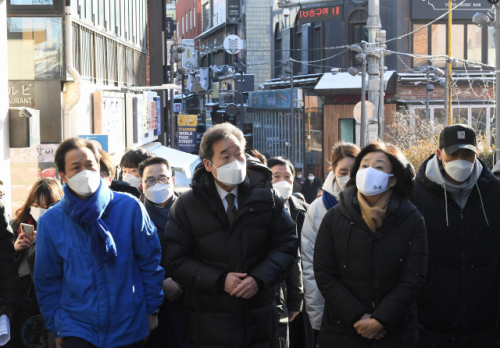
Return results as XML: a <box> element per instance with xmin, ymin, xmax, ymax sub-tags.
<box><xmin>411</xmin><ymin>124</ymin><xmax>500</xmax><ymax>347</ymax></box>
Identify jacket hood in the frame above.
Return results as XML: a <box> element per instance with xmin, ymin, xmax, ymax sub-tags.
<box><xmin>492</xmin><ymin>160</ymin><xmax>500</xmax><ymax>175</ymax></box>
<box><xmin>416</xmin><ymin>154</ymin><xmax>493</xmax><ymax>226</ymax></box>
<box><xmin>337</xmin><ymin>185</ymin><xmax>415</xmax><ymax>233</ymax></box>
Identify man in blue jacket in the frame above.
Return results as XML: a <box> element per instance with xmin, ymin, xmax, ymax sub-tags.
<box><xmin>34</xmin><ymin>138</ymin><xmax>164</xmax><ymax>348</ymax></box>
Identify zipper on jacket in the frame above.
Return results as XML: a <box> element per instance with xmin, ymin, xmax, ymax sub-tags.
<box><xmin>460</xmin><ymin>209</ymin><xmax>466</xmax><ymax>339</ymax></box>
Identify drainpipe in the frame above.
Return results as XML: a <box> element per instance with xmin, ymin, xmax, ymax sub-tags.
<box><xmin>63</xmin><ymin>2</ymin><xmax>81</xmax><ymax>139</ymax></box>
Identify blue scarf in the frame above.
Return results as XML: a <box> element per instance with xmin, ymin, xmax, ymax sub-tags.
<box><xmin>322</xmin><ymin>190</ymin><xmax>339</xmax><ymax>211</ymax></box>
<box><xmin>144</xmin><ymin>194</ymin><xmax>176</xmax><ymax>237</ymax></box>
<box><xmin>61</xmin><ymin>179</ymin><xmax>117</xmax><ymax>264</ymax></box>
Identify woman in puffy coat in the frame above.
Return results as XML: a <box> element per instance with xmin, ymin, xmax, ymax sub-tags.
<box><xmin>313</xmin><ymin>141</ymin><xmax>428</xmax><ymax>348</ymax></box>
<box><xmin>301</xmin><ymin>142</ymin><xmax>359</xmax><ymax>334</ymax></box>
<box><xmin>10</xmin><ymin>178</ymin><xmax>63</xmax><ymax>348</ymax></box>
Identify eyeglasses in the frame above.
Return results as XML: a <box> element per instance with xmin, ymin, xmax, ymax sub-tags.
<box><xmin>144</xmin><ymin>177</ymin><xmax>170</xmax><ymax>186</ymax></box>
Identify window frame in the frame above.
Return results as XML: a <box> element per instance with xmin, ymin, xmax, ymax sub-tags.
<box><xmin>7</xmin><ymin>0</ymin><xmax>64</xmax><ymax>14</ymax></box>
<box><xmin>411</xmin><ymin>21</ymin><xmax>490</xmax><ymax>69</ymax></box>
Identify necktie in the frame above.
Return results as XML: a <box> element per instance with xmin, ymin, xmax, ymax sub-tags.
<box><xmin>226</xmin><ymin>193</ymin><xmax>237</xmax><ymax>225</ymax></box>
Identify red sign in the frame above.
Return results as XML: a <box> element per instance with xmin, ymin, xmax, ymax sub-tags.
<box><xmin>299</xmin><ymin>5</ymin><xmax>343</xmax><ymax>23</ymax></box>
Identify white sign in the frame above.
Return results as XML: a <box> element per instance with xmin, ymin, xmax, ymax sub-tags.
<box><xmin>182</xmin><ymin>39</ymin><xmax>196</xmax><ymax>70</ymax></box>
<box><xmin>223</xmin><ymin>35</ymin><xmax>244</xmax><ymax>55</ymax></box>
<box><xmin>353</xmin><ymin>100</ymin><xmax>376</xmax><ymax>124</ymax></box>
<box><xmin>174</xmin><ymin>103</ymin><xmax>182</xmax><ymax>112</ymax></box>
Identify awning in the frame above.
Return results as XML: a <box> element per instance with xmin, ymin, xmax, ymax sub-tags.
<box><xmin>140</xmin><ymin>142</ymin><xmax>201</xmax><ymax>186</ymax></box>
<box><xmin>314</xmin><ymin>71</ymin><xmax>397</xmax><ymax>96</ymax></box>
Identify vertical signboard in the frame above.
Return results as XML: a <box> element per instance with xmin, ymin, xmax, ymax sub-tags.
<box><xmin>227</xmin><ymin>0</ymin><xmax>241</xmax><ymax>22</ymax></box>
<box><xmin>177</xmin><ymin>114</ymin><xmax>198</xmax><ymax>153</ymax></box>
<box><xmin>93</xmin><ymin>91</ymin><xmax>125</xmax><ymax>155</ymax></box>
<box><xmin>182</xmin><ymin>39</ymin><xmax>197</xmax><ymax>70</ymax></box>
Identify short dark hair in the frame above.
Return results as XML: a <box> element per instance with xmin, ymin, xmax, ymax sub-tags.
<box><xmin>55</xmin><ymin>138</ymin><xmax>101</xmax><ymax>174</ymax></box>
<box><xmin>199</xmin><ymin>123</ymin><xmax>246</xmax><ymax>161</ymax></box>
<box><xmin>99</xmin><ymin>149</ymin><xmax>116</xmax><ymax>179</ymax></box>
<box><xmin>347</xmin><ymin>140</ymin><xmax>415</xmax><ymax>198</ymax></box>
<box><xmin>138</xmin><ymin>157</ymin><xmax>172</xmax><ymax>178</ymax></box>
<box><xmin>267</xmin><ymin>156</ymin><xmax>295</xmax><ymax>175</ymax></box>
<box><xmin>245</xmin><ymin>148</ymin><xmax>267</xmax><ymax>165</ymax></box>
<box><xmin>120</xmin><ymin>149</ymin><xmax>155</xmax><ymax>169</ymax></box>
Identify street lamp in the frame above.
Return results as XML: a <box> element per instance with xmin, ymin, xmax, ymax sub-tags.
<box><xmin>349</xmin><ymin>44</ymin><xmax>367</xmax><ymax>147</ymax></box>
<box><xmin>169</xmin><ymin>44</ymin><xmax>186</xmax><ymax>148</ymax></box>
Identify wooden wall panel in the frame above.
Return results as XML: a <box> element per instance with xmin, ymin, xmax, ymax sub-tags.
<box><xmin>323</xmin><ymin>103</ymin><xmax>397</xmax><ymax>177</ymax></box>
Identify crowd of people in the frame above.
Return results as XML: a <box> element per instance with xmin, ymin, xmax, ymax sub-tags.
<box><xmin>0</xmin><ymin>122</ymin><xmax>499</xmax><ymax>348</ymax></box>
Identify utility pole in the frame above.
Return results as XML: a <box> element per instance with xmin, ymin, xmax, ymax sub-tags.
<box><xmin>283</xmin><ymin>59</ymin><xmax>295</xmax><ymax>164</ymax></box>
<box><xmin>367</xmin><ymin>0</ymin><xmax>381</xmax><ymax>128</ymax></box>
<box><xmin>447</xmin><ymin>0</ymin><xmax>453</xmax><ymax>125</ymax></box>
<box><xmin>360</xmin><ymin>58</ymin><xmax>367</xmax><ymax>147</ymax></box>
<box><xmin>378</xmin><ymin>30</ymin><xmax>386</xmax><ymax>140</ymax></box>
<box><xmin>169</xmin><ymin>43</ymin><xmax>186</xmax><ymax>149</ymax></box>
<box><xmin>495</xmin><ymin>4</ymin><xmax>500</xmax><ymax>161</ymax></box>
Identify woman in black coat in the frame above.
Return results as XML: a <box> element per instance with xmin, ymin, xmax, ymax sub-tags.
<box><xmin>313</xmin><ymin>141</ymin><xmax>428</xmax><ymax>348</ymax></box>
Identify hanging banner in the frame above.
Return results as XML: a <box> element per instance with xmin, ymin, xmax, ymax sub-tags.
<box><xmin>200</xmin><ymin>68</ymin><xmax>209</xmax><ymax>91</ymax></box>
<box><xmin>177</xmin><ymin>114</ymin><xmax>198</xmax><ymax>153</ymax></box>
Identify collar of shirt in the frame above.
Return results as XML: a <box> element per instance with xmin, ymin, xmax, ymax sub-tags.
<box><xmin>215</xmin><ymin>181</ymin><xmax>239</xmax><ymax>212</ymax></box>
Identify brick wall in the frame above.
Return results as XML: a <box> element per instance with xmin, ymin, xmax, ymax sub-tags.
<box><xmin>176</xmin><ymin>0</ymin><xmax>202</xmax><ymax>40</ymax></box>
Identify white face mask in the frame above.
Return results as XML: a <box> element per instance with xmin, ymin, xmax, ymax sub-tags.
<box><xmin>296</xmin><ymin>174</ymin><xmax>302</xmax><ymax>179</ymax></box>
<box><xmin>30</xmin><ymin>206</ymin><xmax>48</xmax><ymax>222</ymax></box>
<box><xmin>274</xmin><ymin>180</ymin><xmax>293</xmax><ymax>199</ymax></box>
<box><xmin>145</xmin><ymin>183</ymin><xmax>173</xmax><ymax>204</ymax></box>
<box><xmin>442</xmin><ymin>158</ymin><xmax>474</xmax><ymax>183</ymax></box>
<box><xmin>356</xmin><ymin>167</ymin><xmax>394</xmax><ymax>196</ymax></box>
<box><xmin>335</xmin><ymin>175</ymin><xmax>350</xmax><ymax>191</ymax></box>
<box><xmin>123</xmin><ymin>173</ymin><xmax>141</xmax><ymax>188</ymax></box>
<box><xmin>68</xmin><ymin>170</ymin><xmax>101</xmax><ymax>197</ymax></box>
<box><xmin>211</xmin><ymin>160</ymin><xmax>246</xmax><ymax>187</ymax></box>
<box><xmin>308</xmin><ymin>175</ymin><xmax>315</xmax><ymax>181</ymax></box>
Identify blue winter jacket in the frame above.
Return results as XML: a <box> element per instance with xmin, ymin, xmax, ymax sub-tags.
<box><xmin>34</xmin><ymin>190</ymin><xmax>164</xmax><ymax>348</ymax></box>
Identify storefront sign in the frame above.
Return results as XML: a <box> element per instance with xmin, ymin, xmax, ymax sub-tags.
<box><xmin>411</xmin><ymin>0</ymin><xmax>493</xmax><ymax>20</ymax></box>
<box><xmin>9</xmin><ymin>143</ymin><xmax>59</xmax><ymax>216</ymax></box>
<box><xmin>177</xmin><ymin>114</ymin><xmax>198</xmax><ymax>153</ymax></box>
<box><xmin>8</xmin><ymin>81</ymin><xmax>34</xmax><ymax>107</ymax></box>
<box><xmin>299</xmin><ymin>4</ymin><xmax>343</xmax><ymax>23</ymax></box>
<box><xmin>166</xmin><ymin>17</ymin><xmax>174</xmax><ymax>40</ymax></box>
<box><xmin>93</xmin><ymin>91</ymin><xmax>125</xmax><ymax>155</ymax></box>
<box><xmin>248</xmin><ymin>89</ymin><xmax>299</xmax><ymax>109</ymax></box>
<box><xmin>78</xmin><ymin>135</ymin><xmax>109</xmax><ymax>152</ymax></box>
<box><xmin>174</xmin><ymin>103</ymin><xmax>182</xmax><ymax>112</ymax></box>
<box><xmin>227</xmin><ymin>0</ymin><xmax>241</xmax><ymax>22</ymax></box>
<box><xmin>182</xmin><ymin>39</ymin><xmax>197</xmax><ymax>70</ymax></box>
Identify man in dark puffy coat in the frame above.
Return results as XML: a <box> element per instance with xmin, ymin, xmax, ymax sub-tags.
<box><xmin>411</xmin><ymin>124</ymin><xmax>500</xmax><ymax>347</ymax></box>
<box><xmin>300</xmin><ymin>173</ymin><xmax>322</xmax><ymax>204</ymax></box>
<box><xmin>163</xmin><ymin>123</ymin><xmax>298</xmax><ymax>348</ymax></box>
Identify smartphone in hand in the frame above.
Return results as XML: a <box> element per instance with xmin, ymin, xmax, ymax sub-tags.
<box><xmin>20</xmin><ymin>223</ymin><xmax>35</xmax><ymax>236</ymax></box>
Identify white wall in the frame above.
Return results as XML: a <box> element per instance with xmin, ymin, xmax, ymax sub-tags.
<box><xmin>0</xmin><ymin>0</ymin><xmax>12</xmax><ymax>213</ymax></box>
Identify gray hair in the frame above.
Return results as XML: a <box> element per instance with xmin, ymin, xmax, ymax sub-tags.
<box><xmin>199</xmin><ymin>123</ymin><xmax>246</xmax><ymax>161</ymax></box>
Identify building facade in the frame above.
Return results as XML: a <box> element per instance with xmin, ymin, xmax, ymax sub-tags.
<box><xmin>256</xmin><ymin>0</ymin><xmax>496</xmax><ymax>178</ymax></box>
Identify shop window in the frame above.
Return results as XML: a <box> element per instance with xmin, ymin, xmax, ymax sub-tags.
<box><xmin>348</xmin><ymin>10</ymin><xmax>368</xmax><ymax>67</ymax></box>
<box><xmin>311</xmin><ymin>22</ymin><xmax>322</xmax><ymax>73</ymax></box>
<box><xmin>275</xmin><ymin>23</ymin><xmax>282</xmax><ymax>78</ymax></box>
<box><xmin>7</xmin><ymin>17</ymin><xmax>63</xmax><ymax>80</ymax></box>
<box><xmin>488</xmin><ymin>27</ymin><xmax>495</xmax><ymax>66</ymax></box>
<box><xmin>413</xmin><ymin>24</ymin><xmax>428</xmax><ymax>67</ymax></box>
<box><xmin>413</xmin><ymin>23</ymin><xmax>488</xmax><ymax>68</ymax></box>
<box><xmin>339</xmin><ymin>119</ymin><xmax>355</xmax><ymax>143</ymax></box>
